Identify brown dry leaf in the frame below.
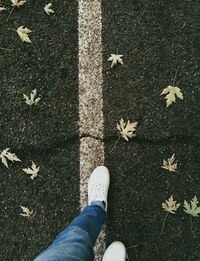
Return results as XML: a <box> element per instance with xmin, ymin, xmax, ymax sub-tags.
<box><xmin>11</xmin><ymin>0</ymin><xmax>27</xmax><ymax>8</ymax></box>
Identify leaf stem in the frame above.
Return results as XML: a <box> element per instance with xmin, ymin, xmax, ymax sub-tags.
<box><xmin>109</xmin><ymin>136</ymin><xmax>121</xmax><ymax>154</ymax></box>
<box><xmin>190</xmin><ymin>216</ymin><xmax>194</xmax><ymax>237</ymax></box>
<box><xmin>172</xmin><ymin>66</ymin><xmax>179</xmax><ymax>86</ymax></box>
<box><xmin>38</xmin><ymin>175</ymin><xmax>46</xmax><ymax>180</ymax></box>
<box><xmin>0</xmin><ymin>47</ymin><xmax>13</xmax><ymax>51</ymax></box>
<box><xmin>29</xmin><ymin>106</ymin><xmax>32</xmax><ymax>119</ymax></box>
<box><xmin>126</xmin><ymin>245</ymin><xmax>138</xmax><ymax>250</ymax></box>
<box><xmin>7</xmin><ymin>6</ymin><xmax>15</xmax><ymax>21</ymax></box>
<box><xmin>27</xmin><ymin>106</ymin><xmax>32</xmax><ymax>128</ymax></box>
<box><xmin>6</xmin><ymin>28</ymin><xmax>16</xmax><ymax>32</ymax></box>
<box><xmin>160</xmin><ymin>212</ymin><xmax>169</xmax><ymax>235</ymax></box>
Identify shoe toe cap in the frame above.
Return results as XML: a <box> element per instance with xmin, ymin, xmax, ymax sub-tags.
<box><xmin>91</xmin><ymin>166</ymin><xmax>110</xmax><ymax>181</ymax></box>
<box><xmin>102</xmin><ymin>241</ymin><xmax>126</xmax><ymax>261</ymax></box>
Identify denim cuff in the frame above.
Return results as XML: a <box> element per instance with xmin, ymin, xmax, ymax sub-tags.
<box><xmin>90</xmin><ymin>200</ymin><xmax>106</xmax><ymax>212</ymax></box>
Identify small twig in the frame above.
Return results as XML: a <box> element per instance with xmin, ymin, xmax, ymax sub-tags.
<box><xmin>172</xmin><ymin>66</ymin><xmax>179</xmax><ymax>86</ymax></box>
<box><xmin>126</xmin><ymin>245</ymin><xmax>139</xmax><ymax>260</ymax></box>
<box><xmin>186</xmin><ymin>173</ymin><xmax>194</xmax><ymax>181</ymax></box>
<box><xmin>181</xmin><ymin>22</ymin><xmax>186</xmax><ymax>29</ymax></box>
<box><xmin>30</xmin><ymin>203</ymin><xmax>39</xmax><ymax>220</ymax></box>
<box><xmin>6</xmin><ymin>27</ymin><xmax>16</xmax><ymax>32</ymax></box>
<box><xmin>160</xmin><ymin>212</ymin><xmax>169</xmax><ymax>235</ymax></box>
<box><xmin>190</xmin><ymin>216</ymin><xmax>195</xmax><ymax>237</ymax></box>
<box><xmin>7</xmin><ymin>6</ymin><xmax>15</xmax><ymax>21</ymax></box>
<box><xmin>38</xmin><ymin>175</ymin><xmax>46</xmax><ymax>180</ymax></box>
<box><xmin>29</xmin><ymin>106</ymin><xmax>32</xmax><ymax>119</ymax></box>
<box><xmin>126</xmin><ymin>245</ymin><xmax>138</xmax><ymax>250</ymax></box>
<box><xmin>0</xmin><ymin>47</ymin><xmax>13</xmax><ymax>51</ymax></box>
<box><xmin>37</xmin><ymin>10</ymin><xmax>44</xmax><ymax>14</ymax></box>
<box><xmin>27</xmin><ymin>106</ymin><xmax>32</xmax><ymax>126</ymax></box>
<box><xmin>109</xmin><ymin>136</ymin><xmax>121</xmax><ymax>154</ymax></box>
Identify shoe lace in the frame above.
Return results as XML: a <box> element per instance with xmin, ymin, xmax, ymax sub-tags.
<box><xmin>91</xmin><ymin>183</ymin><xmax>105</xmax><ymax>201</ymax></box>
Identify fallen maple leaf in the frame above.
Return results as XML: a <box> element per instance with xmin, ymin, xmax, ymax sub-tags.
<box><xmin>162</xmin><ymin>196</ymin><xmax>181</xmax><ymax>214</ymax></box>
<box><xmin>184</xmin><ymin>196</ymin><xmax>200</xmax><ymax>217</ymax></box>
<box><xmin>11</xmin><ymin>0</ymin><xmax>27</xmax><ymax>8</ymax></box>
<box><xmin>22</xmin><ymin>161</ymin><xmax>40</xmax><ymax>180</ymax></box>
<box><xmin>17</xmin><ymin>26</ymin><xmax>32</xmax><ymax>43</ymax></box>
<box><xmin>161</xmin><ymin>154</ymin><xmax>177</xmax><ymax>173</ymax></box>
<box><xmin>161</xmin><ymin>195</ymin><xmax>180</xmax><ymax>235</ymax></box>
<box><xmin>160</xmin><ymin>85</ymin><xmax>183</xmax><ymax>107</ymax></box>
<box><xmin>0</xmin><ymin>148</ymin><xmax>21</xmax><ymax>168</ymax></box>
<box><xmin>23</xmin><ymin>89</ymin><xmax>41</xmax><ymax>106</ymax></box>
<box><xmin>20</xmin><ymin>206</ymin><xmax>33</xmax><ymax>218</ymax></box>
<box><xmin>108</xmin><ymin>54</ymin><xmax>123</xmax><ymax>68</ymax></box>
<box><xmin>44</xmin><ymin>3</ymin><xmax>54</xmax><ymax>15</ymax></box>
<box><xmin>117</xmin><ymin>118</ymin><xmax>138</xmax><ymax>141</ymax></box>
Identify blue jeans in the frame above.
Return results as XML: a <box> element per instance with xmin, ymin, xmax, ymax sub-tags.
<box><xmin>34</xmin><ymin>201</ymin><xmax>106</xmax><ymax>261</ymax></box>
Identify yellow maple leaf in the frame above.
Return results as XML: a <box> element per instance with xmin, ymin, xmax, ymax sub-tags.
<box><xmin>108</xmin><ymin>54</ymin><xmax>123</xmax><ymax>68</ymax></box>
<box><xmin>161</xmin><ymin>195</ymin><xmax>180</xmax><ymax>235</ymax></box>
<box><xmin>20</xmin><ymin>206</ymin><xmax>33</xmax><ymax>218</ymax></box>
<box><xmin>162</xmin><ymin>196</ymin><xmax>181</xmax><ymax>214</ymax></box>
<box><xmin>17</xmin><ymin>26</ymin><xmax>32</xmax><ymax>43</ymax></box>
<box><xmin>160</xmin><ymin>85</ymin><xmax>183</xmax><ymax>107</ymax></box>
<box><xmin>22</xmin><ymin>161</ymin><xmax>40</xmax><ymax>180</ymax></box>
<box><xmin>161</xmin><ymin>154</ymin><xmax>177</xmax><ymax>173</ymax></box>
<box><xmin>117</xmin><ymin>118</ymin><xmax>138</xmax><ymax>141</ymax></box>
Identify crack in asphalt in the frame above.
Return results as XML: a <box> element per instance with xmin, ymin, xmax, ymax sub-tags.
<box><xmin>81</xmin><ymin>133</ymin><xmax>199</xmax><ymax>144</ymax></box>
<box><xmin>12</xmin><ymin>134</ymin><xmax>199</xmax><ymax>154</ymax></box>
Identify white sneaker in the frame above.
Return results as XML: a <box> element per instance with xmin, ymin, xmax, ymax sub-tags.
<box><xmin>102</xmin><ymin>241</ymin><xmax>126</xmax><ymax>261</ymax></box>
<box><xmin>88</xmin><ymin>166</ymin><xmax>110</xmax><ymax>211</ymax></box>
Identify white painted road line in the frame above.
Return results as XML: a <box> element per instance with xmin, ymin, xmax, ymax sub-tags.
<box><xmin>78</xmin><ymin>1</ymin><xmax>105</xmax><ymax>260</ymax></box>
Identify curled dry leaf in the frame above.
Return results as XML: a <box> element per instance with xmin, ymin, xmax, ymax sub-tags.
<box><xmin>117</xmin><ymin>118</ymin><xmax>138</xmax><ymax>141</ymax></box>
<box><xmin>20</xmin><ymin>206</ymin><xmax>33</xmax><ymax>218</ymax></box>
<box><xmin>108</xmin><ymin>54</ymin><xmax>123</xmax><ymax>68</ymax></box>
<box><xmin>11</xmin><ymin>0</ymin><xmax>27</xmax><ymax>8</ymax></box>
<box><xmin>17</xmin><ymin>26</ymin><xmax>32</xmax><ymax>43</ymax></box>
<box><xmin>160</xmin><ymin>85</ymin><xmax>183</xmax><ymax>107</ymax></box>
<box><xmin>23</xmin><ymin>89</ymin><xmax>41</xmax><ymax>106</ymax></box>
<box><xmin>161</xmin><ymin>154</ymin><xmax>177</xmax><ymax>173</ymax></box>
<box><xmin>22</xmin><ymin>161</ymin><xmax>40</xmax><ymax>180</ymax></box>
<box><xmin>162</xmin><ymin>196</ymin><xmax>181</xmax><ymax>214</ymax></box>
<box><xmin>44</xmin><ymin>3</ymin><xmax>54</xmax><ymax>15</ymax></box>
<box><xmin>0</xmin><ymin>148</ymin><xmax>21</xmax><ymax>168</ymax></box>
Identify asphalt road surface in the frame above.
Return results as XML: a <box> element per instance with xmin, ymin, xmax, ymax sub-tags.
<box><xmin>102</xmin><ymin>1</ymin><xmax>200</xmax><ymax>260</ymax></box>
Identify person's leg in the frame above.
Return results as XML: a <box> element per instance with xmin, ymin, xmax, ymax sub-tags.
<box><xmin>34</xmin><ymin>203</ymin><xmax>106</xmax><ymax>261</ymax></box>
<box><xmin>34</xmin><ymin>166</ymin><xmax>110</xmax><ymax>261</ymax></box>
<box><xmin>68</xmin><ymin>201</ymin><xmax>106</xmax><ymax>246</ymax></box>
